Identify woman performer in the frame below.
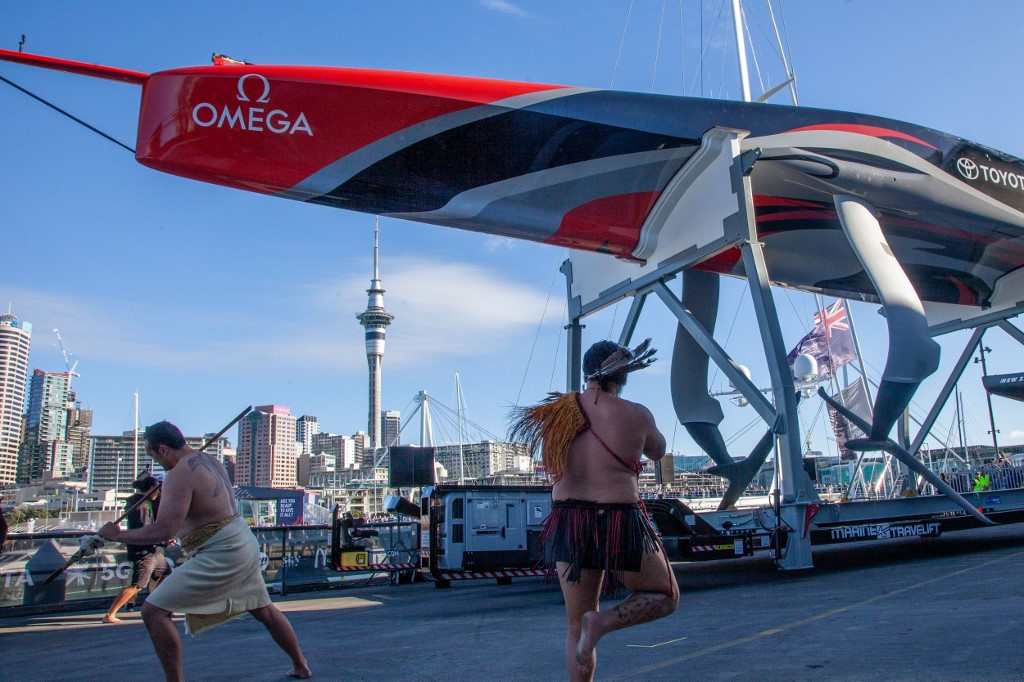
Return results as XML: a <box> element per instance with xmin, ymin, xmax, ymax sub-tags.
<box><xmin>510</xmin><ymin>339</ymin><xmax>679</xmax><ymax>681</ymax></box>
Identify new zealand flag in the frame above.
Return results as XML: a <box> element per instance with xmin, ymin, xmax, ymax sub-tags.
<box><xmin>786</xmin><ymin>300</ymin><xmax>857</xmax><ymax>378</ymax></box>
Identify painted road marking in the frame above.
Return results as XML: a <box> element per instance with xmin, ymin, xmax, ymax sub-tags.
<box><xmin>607</xmin><ymin>548</ymin><xmax>1024</xmax><ymax>679</ymax></box>
<box><xmin>627</xmin><ymin>636</ymin><xmax>689</xmax><ymax>648</ymax></box>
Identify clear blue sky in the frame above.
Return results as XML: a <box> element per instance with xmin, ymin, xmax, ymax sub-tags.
<box><xmin>1</xmin><ymin>1</ymin><xmax>1022</xmax><ymax>459</ymax></box>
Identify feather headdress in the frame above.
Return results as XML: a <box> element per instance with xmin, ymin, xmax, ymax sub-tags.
<box><xmin>584</xmin><ymin>338</ymin><xmax>657</xmax><ymax>383</ymax></box>
<box><xmin>507</xmin><ymin>392</ymin><xmax>588</xmax><ymax>480</ymax></box>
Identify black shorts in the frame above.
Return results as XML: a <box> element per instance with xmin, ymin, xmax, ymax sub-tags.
<box><xmin>130</xmin><ymin>551</ymin><xmax>170</xmax><ymax>589</ymax></box>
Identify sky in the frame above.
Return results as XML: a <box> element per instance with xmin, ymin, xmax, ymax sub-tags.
<box><xmin>1</xmin><ymin>1</ymin><xmax>1023</xmax><ymax>461</ymax></box>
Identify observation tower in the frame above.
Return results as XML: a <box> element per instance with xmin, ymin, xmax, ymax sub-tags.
<box><xmin>356</xmin><ymin>220</ymin><xmax>394</xmax><ymax>450</ymax></box>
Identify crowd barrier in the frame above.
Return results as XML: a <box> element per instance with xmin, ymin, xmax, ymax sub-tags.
<box><xmin>0</xmin><ymin>521</ymin><xmax>419</xmax><ymax>614</ymax></box>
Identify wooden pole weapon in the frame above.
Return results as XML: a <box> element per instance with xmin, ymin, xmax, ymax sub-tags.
<box><xmin>43</xmin><ymin>405</ymin><xmax>252</xmax><ymax>585</ymax></box>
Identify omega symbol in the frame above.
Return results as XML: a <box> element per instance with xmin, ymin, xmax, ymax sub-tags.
<box><xmin>237</xmin><ymin>74</ymin><xmax>271</xmax><ymax>103</ymax></box>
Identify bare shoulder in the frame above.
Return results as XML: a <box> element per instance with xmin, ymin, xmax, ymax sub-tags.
<box><xmin>161</xmin><ymin>459</ymin><xmax>193</xmax><ymax>494</ymax></box>
<box><xmin>185</xmin><ymin>450</ymin><xmax>221</xmax><ymax>473</ymax></box>
<box><xmin>623</xmin><ymin>398</ymin><xmax>657</xmax><ymax>424</ymax></box>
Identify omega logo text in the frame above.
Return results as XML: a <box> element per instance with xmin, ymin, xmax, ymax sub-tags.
<box><xmin>192</xmin><ymin>74</ymin><xmax>313</xmax><ymax>136</ymax></box>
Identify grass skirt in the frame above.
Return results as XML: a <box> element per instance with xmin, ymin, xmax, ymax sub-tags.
<box><xmin>541</xmin><ymin>498</ymin><xmax>661</xmax><ymax>595</ymax></box>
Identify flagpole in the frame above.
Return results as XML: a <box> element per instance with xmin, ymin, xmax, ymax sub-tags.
<box><xmin>841</xmin><ymin>299</ymin><xmax>874</xmax><ymax>407</ymax></box>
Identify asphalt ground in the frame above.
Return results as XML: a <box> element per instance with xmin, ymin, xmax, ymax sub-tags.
<box><xmin>2</xmin><ymin>522</ymin><xmax>1023</xmax><ymax>681</ymax></box>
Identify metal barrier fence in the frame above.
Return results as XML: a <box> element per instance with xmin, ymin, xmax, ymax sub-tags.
<box><xmin>930</xmin><ymin>466</ymin><xmax>1024</xmax><ymax>495</ymax></box>
<box><xmin>0</xmin><ymin>521</ymin><xmax>420</xmax><ymax>613</ymax></box>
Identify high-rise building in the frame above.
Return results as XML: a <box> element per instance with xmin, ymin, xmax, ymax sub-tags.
<box><xmin>235</xmin><ymin>405</ymin><xmax>298</xmax><ymax>488</ymax></box>
<box><xmin>88</xmin><ymin>429</ymin><xmax>153</xmax><ymax>494</ymax></box>
<box><xmin>0</xmin><ymin>314</ymin><xmax>32</xmax><ymax>485</ymax></box>
<box><xmin>18</xmin><ymin>369</ymin><xmax>73</xmax><ymax>482</ymax></box>
<box><xmin>311</xmin><ymin>432</ymin><xmax>359</xmax><ymax>470</ymax></box>
<box><xmin>353</xmin><ymin>430</ymin><xmax>373</xmax><ymax>469</ymax></box>
<box><xmin>382</xmin><ymin>410</ymin><xmax>401</xmax><ymax>448</ymax></box>
<box><xmin>296</xmin><ymin>415</ymin><xmax>319</xmax><ymax>456</ymax></box>
<box><xmin>356</xmin><ymin>221</ymin><xmax>394</xmax><ymax>450</ymax></box>
<box><xmin>88</xmin><ymin>431</ymin><xmax>230</xmax><ymax>494</ymax></box>
<box><xmin>67</xmin><ymin>400</ymin><xmax>93</xmax><ymax>470</ymax></box>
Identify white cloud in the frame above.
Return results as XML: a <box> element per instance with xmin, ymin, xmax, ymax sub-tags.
<box><xmin>1009</xmin><ymin>430</ymin><xmax>1024</xmax><ymax>441</ymax></box>
<box><xmin>483</xmin><ymin>235</ymin><xmax>518</xmax><ymax>253</ymax></box>
<box><xmin>481</xmin><ymin>0</ymin><xmax>528</xmax><ymax>17</ymax></box>
<box><xmin>310</xmin><ymin>257</ymin><xmax>554</xmax><ymax>367</ymax></box>
<box><xmin>3</xmin><ymin>257</ymin><xmax>555</xmax><ymax>378</ymax></box>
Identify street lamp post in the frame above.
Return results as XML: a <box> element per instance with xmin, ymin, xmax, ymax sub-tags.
<box><xmin>974</xmin><ymin>343</ymin><xmax>1000</xmax><ymax>462</ymax></box>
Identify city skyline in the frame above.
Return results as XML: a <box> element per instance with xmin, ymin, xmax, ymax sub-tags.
<box><xmin>2</xmin><ymin>3</ymin><xmax>1024</xmax><ymax>464</ymax></box>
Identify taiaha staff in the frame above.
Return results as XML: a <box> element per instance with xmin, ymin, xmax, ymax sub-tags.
<box><xmin>43</xmin><ymin>405</ymin><xmax>253</xmax><ymax>586</ymax></box>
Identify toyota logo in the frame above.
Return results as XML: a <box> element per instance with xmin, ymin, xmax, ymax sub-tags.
<box><xmin>957</xmin><ymin>157</ymin><xmax>979</xmax><ymax>180</ymax></box>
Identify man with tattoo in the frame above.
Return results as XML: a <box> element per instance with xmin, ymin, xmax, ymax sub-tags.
<box><xmin>511</xmin><ymin>340</ymin><xmax>679</xmax><ymax>681</ymax></box>
<box><xmin>99</xmin><ymin>421</ymin><xmax>311</xmax><ymax>681</ymax></box>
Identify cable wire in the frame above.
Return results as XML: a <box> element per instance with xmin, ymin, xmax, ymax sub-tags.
<box><xmin>0</xmin><ymin>74</ymin><xmax>135</xmax><ymax>153</ymax></box>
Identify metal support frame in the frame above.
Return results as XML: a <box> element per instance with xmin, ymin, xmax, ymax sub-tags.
<box><xmin>900</xmin><ymin>317</ymin><xmax>1024</xmax><ymax>493</ymax></box>
<box><xmin>616</xmin><ymin>292</ymin><xmax>648</xmax><ymax>348</ymax></box>
<box><xmin>559</xmin><ymin>126</ymin><xmax>815</xmax><ymax>569</ymax></box>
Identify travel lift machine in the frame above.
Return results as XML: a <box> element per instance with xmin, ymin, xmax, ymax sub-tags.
<box><xmin>424</xmin><ymin>127</ymin><xmax>1024</xmax><ymax>585</ymax></box>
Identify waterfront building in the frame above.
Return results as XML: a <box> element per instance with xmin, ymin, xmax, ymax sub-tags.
<box><xmin>355</xmin><ymin>221</ymin><xmax>394</xmax><ymax>450</ymax></box>
<box><xmin>311</xmin><ymin>432</ymin><xmax>359</xmax><ymax>470</ymax></box>
<box><xmin>434</xmin><ymin>440</ymin><xmax>531</xmax><ymax>481</ymax></box>
<box><xmin>382</xmin><ymin>410</ymin><xmax>401</xmax><ymax>448</ymax></box>
<box><xmin>0</xmin><ymin>313</ymin><xmax>31</xmax><ymax>485</ymax></box>
<box><xmin>88</xmin><ymin>431</ymin><xmax>229</xmax><ymax>494</ymax></box>
<box><xmin>88</xmin><ymin>429</ymin><xmax>157</xmax><ymax>495</ymax></box>
<box><xmin>18</xmin><ymin>369</ymin><xmax>73</xmax><ymax>482</ymax></box>
<box><xmin>298</xmin><ymin>451</ymin><xmax>336</xmax><ymax>487</ymax></box>
<box><xmin>235</xmin><ymin>405</ymin><xmax>299</xmax><ymax>488</ymax></box>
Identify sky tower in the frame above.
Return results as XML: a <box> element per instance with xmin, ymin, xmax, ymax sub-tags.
<box><xmin>356</xmin><ymin>219</ymin><xmax>394</xmax><ymax>451</ymax></box>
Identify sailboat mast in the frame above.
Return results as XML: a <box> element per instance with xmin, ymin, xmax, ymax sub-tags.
<box><xmin>730</xmin><ymin>0</ymin><xmax>752</xmax><ymax>102</ymax></box>
<box><xmin>133</xmin><ymin>391</ymin><xmax>139</xmax><ymax>480</ymax></box>
<box><xmin>765</xmin><ymin>0</ymin><xmax>798</xmax><ymax>105</ymax></box>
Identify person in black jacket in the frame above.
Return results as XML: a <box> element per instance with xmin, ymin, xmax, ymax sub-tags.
<box><xmin>0</xmin><ymin>495</ymin><xmax>8</xmax><ymax>550</ymax></box>
<box><xmin>102</xmin><ymin>475</ymin><xmax>171</xmax><ymax>624</ymax></box>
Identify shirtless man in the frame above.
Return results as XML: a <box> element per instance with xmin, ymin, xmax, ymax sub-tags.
<box><xmin>511</xmin><ymin>340</ymin><xmax>679</xmax><ymax>681</ymax></box>
<box><xmin>99</xmin><ymin>420</ymin><xmax>311</xmax><ymax>681</ymax></box>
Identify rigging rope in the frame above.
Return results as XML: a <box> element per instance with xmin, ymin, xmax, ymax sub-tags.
<box><xmin>776</xmin><ymin>0</ymin><xmax>799</xmax><ymax>102</ymax></box>
<box><xmin>515</xmin><ymin>252</ymin><xmax>564</xmax><ymax>406</ymax></box>
<box><xmin>708</xmin><ymin>280</ymin><xmax>747</xmax><ymax>389</ymax></box>
<box><xmin>609</xmin><ymin>0</ymin><xmax>635</xmax><ymax>88</ymax></box>
<box><xmin>0</xmin><ymin>74</ymin><xmax>136</xmax><ymax>153</ymax></box>
<box><xmin>688</xmin><ymin>0</ymin><xmax>728</xmax><ymax>96</ymax></box>
<box><xmin>548</xmin><ymin>300</ymin><xmax>567</xmax><ymax>392</ymax></box>
<box><xmin>652</xmin><ymin>0</ymin><xmax>667</xmax><ymax>92</ymax></box>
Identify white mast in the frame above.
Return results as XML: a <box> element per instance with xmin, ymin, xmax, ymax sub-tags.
<box><xmin>134</xmin><ymin>391</ymin><xmax>139</xmax><ymax>482</ymax></box>
<box><xmin>731</xmin><ymin>0</ymin><xmax>752</xmax><ymax>102</ymax></box>
<box><xmin>455</xmin><ymin>373</ymin><xmax>465</xmax><ymax>484</ymax></box>
<box><xmin>418</xmin><ymin>390</ymin><xmax>434</xmax><ymax>447</ymax></box>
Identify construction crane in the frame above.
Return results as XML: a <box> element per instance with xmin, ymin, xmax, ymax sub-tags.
<box><xmin>53</xmin><ymin>328</ymin><xmax>81</xmax><ymax>393</ymax></box>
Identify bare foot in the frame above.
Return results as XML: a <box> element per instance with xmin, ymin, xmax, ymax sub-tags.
<box><xmin>575</xmin><ymin>611</ymin><xmax>600</xmax><ymax>676</ymax></box>
<box><xmin>101</xmin><ymin>616</ymin><xmax>124</xmax><ymax>624</ymax></box>
<box><xmin>287</xmin><ymin>665</ymin><xmax>312</xmax><ymax>679</ymax></box>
